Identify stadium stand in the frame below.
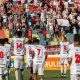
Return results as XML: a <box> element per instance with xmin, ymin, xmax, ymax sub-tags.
<box><xmin>0</xmin><ymin>0</ymin><xmax>80</xmax><ymax>45</ymax></box>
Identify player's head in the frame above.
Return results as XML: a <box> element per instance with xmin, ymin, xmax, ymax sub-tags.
<box><xmin>64</xmin><ymin>37</ymin><xmax>67</xmax><ymax>42</ymax></box>
<box><xmin>4</xmin><ymin>38</ymin><xmax>9</xmax><ymax>44</ymax></box>
<box><xmin>74</xmin><ymin>34</ymin><xmax>80</xmax><ymax>47</ymax></box>
<box><xmin>33</xmin><ymin>38</ymin><xmax>39</xmax><ymax>45</ymax></box>
<box><xmin>27</xmin><ymin>39</ymin><xmax>33</xmax><ymax>44</ymax></box>
<box><xmin>0</xmin><ymin>38</ymin><xmax>5</xmax><ymax>45</ymax></box>
<box><xmin>16</xmin><ymin>30</ymin><xmax>22</xmax><ymax>38</ymax></box>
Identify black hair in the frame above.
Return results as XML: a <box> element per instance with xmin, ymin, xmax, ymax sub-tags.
<box><xmin>4</xmin><ymin>38</ymin><xmax>9</xmax><ymax>43</ymax></box>
<box><xmin>74</xmin><ymin>34</ymin><xmax>80</xmax><ymax>42</ymax></box>
<box><xmin>33</xmin><ymin>38</ymin><xmax>39</xmax><ymax>44</ymax></box>
<box><xmin>0</xmin><ymin>39</ymin><xmax>5</xmax><ymax>45</ymax></box>
<box><xmin>16</xmin><ymin>30</ymin><xmax>22</xmax><ymax>37</ymax></box>
<box><xmin>27</xmin><ymin>40</ymin><xmax>33</xmax><ymax>44</ymax></box>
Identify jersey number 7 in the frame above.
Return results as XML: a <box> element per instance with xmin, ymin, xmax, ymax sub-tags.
<box><xmin>37</xmin><ymin>49</ymin><xmax>41</xmax><ymax>56</ymax></box>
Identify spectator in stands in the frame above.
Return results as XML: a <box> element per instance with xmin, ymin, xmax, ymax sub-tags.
<box><xmin>0</xmin><ymin>0</ymin><xmax>79</xmax><ymax>45</ymax></box>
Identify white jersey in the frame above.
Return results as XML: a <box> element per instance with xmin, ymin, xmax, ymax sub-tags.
<box><xmin>68</xmin><ymin>47</ymin><xmax>80</xmax><ymax>75</ymax></box>
<box><xmin>4</xmin><ymin>44</ymin><xmax>11</xmax><ymax>57</ymax></box>
<box><xmin>4</xmin><ymin>44</ymin><xmax>11</xmax><ymax>67</ymax></box>
<box><xmin>12</xmin><ymin>38</ymin><xmax>25</xmax><ymax>56</ymax></box>
<box><xmin>25</xmin><ymin>44</ymin><xmax>34</xmax><ymax>61</ymax></box>
<box><xmin>68</xmin><ymin>43</ymin><xmax>74</xmax><ymax>50</ymax></box>
<box><xmin>60</xmin><ymin>42</ymin><xmax>69</xmax><ymax>57</ymax></box>
<box><xmin>0</xmin><ymin>46</ymin><xmax>7</xmax><ymax>67</ymax></box>
<box><xmin>33</xmin><ymin>45</ymin><xmax>46</xmax><ymax>64</ymax></box>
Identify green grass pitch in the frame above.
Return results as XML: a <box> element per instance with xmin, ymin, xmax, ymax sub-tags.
<box><xmin>10</xmin><ymin>70</ymin><xmax>70</xmax><ymax>80</ymax></box>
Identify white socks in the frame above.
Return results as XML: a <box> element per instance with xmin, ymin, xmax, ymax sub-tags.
<box><xmin>61</xmin><ymin>65</ymin><xmax>63</xmax><ymax>74</ymax></box>
<box><xmin>64</xmin><ymin>65</ymin><xmax>67</xmax><ymax>74</ymax></box>
<box><xmin>0</xmin><ymin>75</ymin><xmax>2</xmax><ymax>80</ymax></box>
<box><xmin>15</xmin><ymin>70</ymin><xmax>18</xmax><ymax>80</ymax></box>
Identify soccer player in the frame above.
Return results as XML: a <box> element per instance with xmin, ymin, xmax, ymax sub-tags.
<box><xmin>24</xmin><ymin>40</ymin><xmax>34</xmax><ymax>80</ymax></box>
<box><xmin>33</xmin><ymin>39</ymin><xmax>47</xmax><ymax>80</ymax></box>
<box><xmin>68</xmin><ymin>34</ymin><xmax>80</xmax><ymax>80</ymax></box>
<box><xmin>0</xmin><ymin>38</ymin><xmax>8</xmax><ymax>80</ymax></box>
<box><xmin>4</xmin><ymin>38</ymin><xmax>11</xmax><ymax>80</ymax></box>
<box><xmin>59</xmin><ymin>37</ymin><xmax>69</xmax><ymax>77</ymax></box>
<box><xmin>4</xmin><ymin>38</ymin><xmax>11</xmax><ymax>68</ymax></box>
<box><xmin>12</xmin><ymin>30</ymin><xmax>25</xmax><ymax>80</ymax></box>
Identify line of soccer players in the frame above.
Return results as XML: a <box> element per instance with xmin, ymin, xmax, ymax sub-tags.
<box><xmin>0</xmin><ymin>30</ymin><xmax>47</xmax><ymax>80</ymax></box>
<box><xmin>0</xmin><ymin>30</ymin><xmax>80</xmax><ymax>80</ymax></box>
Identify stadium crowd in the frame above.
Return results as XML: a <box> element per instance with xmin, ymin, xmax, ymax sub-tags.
<box><xmin>0</xmin><ymin>0</ymin><xmax>80</xmax><ymax>45</ymax></box>
<box><xmin>0</xmin><ymin>0</ymin><xmax>80</xmax><ymax>80</ymax></box>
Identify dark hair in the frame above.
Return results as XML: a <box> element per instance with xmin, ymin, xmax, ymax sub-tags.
<box><xmin>33</xmin><ymin>38</ymin><xmax>39</xmax><ymax>44</ymax></box>
<box><xmin>16</xmin><ymin>30</ymin><xmax>22</xmax><ymax>37</ymax></box>
<box><xmin>0</xmin><ymin>39</ymin><xmax>5</xmax><ymax>45</ymax></box>
<box><xmin>64</xmin><ymin>37</ymin><xmax>67</xmax><ymax>42</ymax></box>
<box><xmin>74</xmin><ymin>34</ymin><xmax>80</xmax><ymax>42</ymax></box>
<box><xmin>4</xmin><ymin>38</ymin><xmax>9</xmax><ymax>43</ymax></box>
<box><xmin>27</xmin><ymin>40</ymin><xmax>33</xmax><ymax>44</ymax></box>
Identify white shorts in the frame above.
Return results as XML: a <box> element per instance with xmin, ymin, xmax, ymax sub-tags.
<box><xmin>70</xmin><ymin>74</ymin><xmax>79</xmax><ymax>80</ymax></box>
<box><xmin>33</xmin><ymin>63</ymin><xmax>44</xmax><ymax>75</ymax></box>
<box><xmin>0</xmin><ymin>67</ymin><xmax>8</xmax><ymax>75</ymax></box>
<box><xmin>60</xmin><ymin>57</ymin><xmax>68</xmax><ymax>65</ymax></box>
<box><xmin>14</xmin><ymin>56</ymin><xmax>24</xmax><ymax>69</ymax></box>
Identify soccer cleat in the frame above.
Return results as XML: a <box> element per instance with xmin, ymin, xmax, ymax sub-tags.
<box><xmin>61</xmin><ymin>73</ymin><xmax>64</xmax><ymax>77</ymax></box>
<box><xmin>63</xmin><ymin>74</ymin><xmax>66</xmax><ymax>78</ymax></box>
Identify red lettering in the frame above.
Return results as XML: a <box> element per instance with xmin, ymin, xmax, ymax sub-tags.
<box><xmin>75</xmin><ymin>54</ymin><xmax>80</xmax><ymax>63</ymax></box>
<box><xmin>64</xmin><ymin>46</ymin><xmax>67</xmax><ymax>50</ymax></box>
<box><xmin>0</xmin><ymin>51</ymin><xmax>4</xmax><ymax>58</ymax></box>
<box><xmin>17</xmin><ymin>43</ymin><xmax>22</xmax><ymax>49</ymax></box>
<box><xmin>37</xmin><ymin>49</ymin><xmax>41</xmax><ymax>55</ymax></box>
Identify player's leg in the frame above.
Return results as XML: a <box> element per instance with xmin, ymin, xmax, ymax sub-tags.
<box><xmin>38</xmin><ymin>64</ymin><xmax>44</xmax><ymax>80</ymax></box>
<box><xmin>28</xmin><ymin>67</ymin><xmax>33</xmax><ymax>80</ymax></box>
<box><xmin>0</xmin><ymin>75</ymin><xmax>2</xmax><ymax>80</ymax></box>
<box><xmin>78</xmin><ymin>75</ymin><xmax>80</xmax><ymax>80</ymax></box>
<box><xmin>70</xmin><ymin>74</ymin><xmax>77</xmax><ymax>80</ymax></box>
<box><xmin>14</xmin><ymin>56</ymin><xmax>19</xmax><ymax>80</ymax></box>
<box><xmin>4</xmin><ymin>68</ymin><xmax>8</xmax><ymax>80</ymax></box>
<box><xmin>63</xmin><ymin>58</ymin><xmax>68</xmax><ymax>77</ymax></box>
<box><xmin>60</xmin><ymin>58</ymin><xmax>64</xmax><ymax>77</ymax></box>
<box><xmin>63</xmin><ymin>64</ymin><xmax>67</xmax><ymax>77</ymax></box>
<box><xmin>15</xmin><ymin>68</ymin><xmax>19</xmax><ymax>80</ymax></box>
<box><xmin>20</xmin><ymin>69</ymin><xmax>24</xmax><ymax>80</ymax></box>
<box><xmin>27</xmin><ymin>61</ymin><xmax>33</xmax><ymax>80</ymax></box>
<box><xmin>33</xmin><ymin>64</ymin><xmax>37</xmax><ymax>80</ymax></box>
<box><xmin>3</xmin><ymin>74</ymin><xmax>8</xmax><ymax>80</ymax></box>
<box><xmin>0</xmin><ymin>68</ymin><xmax>3</xmax><ymax>80</ymax></box>
<box><xmin>20</xmin><ymin>56</ymin><xmax>24</xmax><ymax>80</ymax></box>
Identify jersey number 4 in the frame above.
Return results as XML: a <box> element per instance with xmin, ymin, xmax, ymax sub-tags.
<box><xmin>0</xmin><ymin>51</ymin><xmax>4</xmax><ymax>58</ymax></box>
<box><xmin>75</xmin><ymin>54</ymin><xmax>80</xmax><ymax>63</ymax></box>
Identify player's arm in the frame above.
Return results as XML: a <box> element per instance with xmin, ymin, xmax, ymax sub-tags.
<box><xmin>45</xmin><ymin>52</ymin><xmax>48</xmax><ymax>61</ymax></box>
<box><xmin>67</xmin><ymin>50</ymin><xmax>72</xmax><ymax>65</ymax></box>
<box><xmin>68</xmin><ymin>57</ymin><xmax>72</xmax><ymax>65</ymax></box>
<box><xmin>10</xmin><ymin>41</ymin><xmax>14</xmax><ymax>52</ymax></box>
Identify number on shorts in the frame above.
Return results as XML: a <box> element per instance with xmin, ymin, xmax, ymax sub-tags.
<box><xmin>0</xmin><ymin>51</ymin><xmax>4</xmax><ymax>58</ymax></box>
<box><xmin>75</xmin><ymin>54</ymin><xmax>80</xmax><ymax>63</ymax></box>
